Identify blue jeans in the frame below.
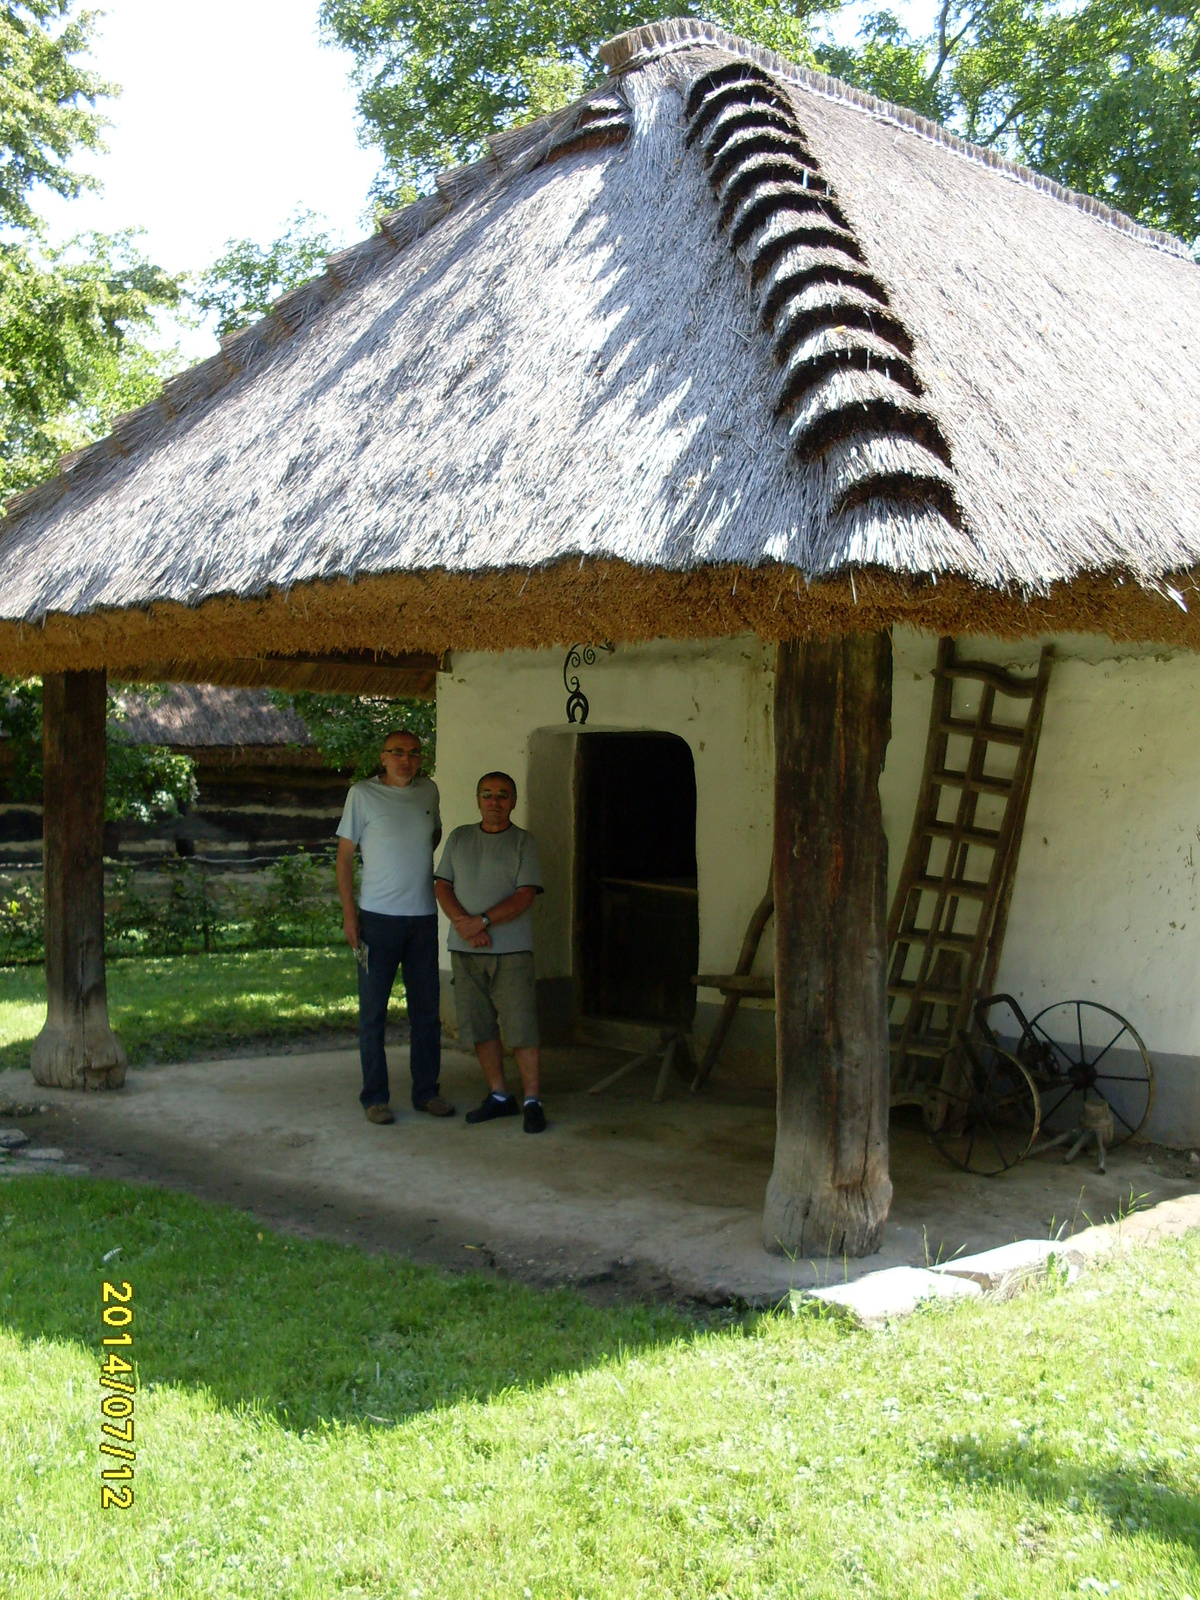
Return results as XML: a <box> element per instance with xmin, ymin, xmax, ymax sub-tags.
<box><xmin>357</xmin><ymin>911</ymin><xmax>441</xmax><ymax>1108</ymax></box>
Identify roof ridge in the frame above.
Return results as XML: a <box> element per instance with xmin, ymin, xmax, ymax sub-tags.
<box><xmin>599</xmin><ymin>18</ymin><xmax>1195</xmax><ymax>264</ymax></box>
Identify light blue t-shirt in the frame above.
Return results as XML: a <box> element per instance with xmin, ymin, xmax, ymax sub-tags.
<box><xmin>336</xmin><ymin>776</ymin><xmax>441</xmax><ymax>916</ymax></box>
<box><xmin>435</xmin><ymin>824</ymin><xmax>543</xmax><ymax>953</ymax></box>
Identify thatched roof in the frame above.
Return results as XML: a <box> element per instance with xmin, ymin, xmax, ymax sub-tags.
<box><xmin>111</xmin><ymin>684</ymin><xmax>313</xmax><ymax>749</ymax></box>
<box><xmin>1</xmin><ymin>17</ymin><xmax>1198</xmax><ymax>669</ymax></box>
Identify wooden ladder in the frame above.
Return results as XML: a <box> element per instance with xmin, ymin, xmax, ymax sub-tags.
<box><xmin>887</xmin><ymin>639</ymin><xmax>1053</xmax><ymax>1102</ymax></box>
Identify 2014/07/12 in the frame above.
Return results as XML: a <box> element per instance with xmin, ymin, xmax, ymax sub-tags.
<box><xmin>100</xmin><ymin>1280</ymin><xmax>135</xmax><ymax>1509</ymax></box>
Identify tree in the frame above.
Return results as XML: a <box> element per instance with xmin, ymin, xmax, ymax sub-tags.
<box><xmin>0</xmin><ymin>229</ymin><xmax>181</xmax><ymax>498</ymax></box>
<box><xmin>818</xmin><ymin>0</ymin><xmax>1200</xmax><ymax>247</ymax></box>
<box><xmin>190</xmin><ymin>208</ymin><xmax>338</xmax><ymax>337</ymax></box>
<box><xmin>322</xmin><ymin>0</ymin><xmax>1200</xmax><ymax>249</ymax></box>
<box><xmin>0</xmin><ymin>0</ymin><xmax>110</xmax><ymax>231</ymax></box>
<box><xmin>0</xmin><ymin>2</ymin><xmax>182</xmax><ymax>501</ymax></box>
<box><xmin>319</xmin><ymin>0</ymin><xmax>821</xmax><ymax>199</ymax></box>
<box><xmin>268</xmin><ymin>690</ymin><xmax>436</xmax><ymax>780</ymax></box>
<box><xmin>0</xmin><ymin>678</ymin><xmax>198</xmax><ymax>822</ymax></box>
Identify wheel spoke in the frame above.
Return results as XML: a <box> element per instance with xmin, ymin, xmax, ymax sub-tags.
<box><xmin>1087</xmin><ymin>1025</ymin><xmax>1130</xmax><ymax>1073</ymax></box>
<box><xmin>1039</xmin><ymin>1084</ymin><xmax>1077</xmax><ymax>1123</ymax></box>
<box><xmin>1091</xmin><ymin>1073</ymin><xmax>1149</xmax><ymax>1086</ymax></box>
<box><xmin>1077</xmin><ymin>1002</ymin><xmax>1085</xmax><ymax>1068</ymax></box>
<box><xmin>1034</xmin><ymin>1026</ymin><xmax>1078</xmax><ymax>1072</ymax></box>
<box><xmin>1107</xmin><ymin>1100</ymin><xmax>1138</xmax><ymax>1137</ymax></box>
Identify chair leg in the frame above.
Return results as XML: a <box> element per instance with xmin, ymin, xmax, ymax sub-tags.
<box><xmin>588</xmin><ymin>1049</ymin><xmax>659</xmax><ymax>1095</ymax></box>
<box><xmin>691</xmin><ymin>995</ymin><xmax>741</xmax><ymax>1091</ymax></box>
<box><xmin>652</xmin><ymin>1036</ymin><xmax>678</xmax><ymax>1104</ymax></box>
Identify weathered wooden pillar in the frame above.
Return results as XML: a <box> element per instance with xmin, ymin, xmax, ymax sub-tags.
<box><xmin>763</xmin><ymin>632</ymin><xmax>892</xmax><ymax>1257</ymax></box>
<box><xmin>31</xmin><ymin>671</ymin><xmax>126</xmax><ymax>1089</ymax></box>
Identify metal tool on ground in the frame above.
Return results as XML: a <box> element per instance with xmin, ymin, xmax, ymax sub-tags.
<box><xmin>927</xmin><ymin>993</ymin><xmax>1154</xmax><ymax>1175</ymax></box>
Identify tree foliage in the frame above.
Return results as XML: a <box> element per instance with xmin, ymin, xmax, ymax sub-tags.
<box><xmin>319</xmin><ymin>0</ymin><xmax>820</xmax><ymax>198</ymax></box>
<box><xmin>0</xmin><ymin>678</ymin><xmax>197</xmax><ymax>822</ymax></box>
<box><xmin>190</xmin><ymin>208</ymin><xmax>338</xmax><ymax>336</ymax></box>
<box><xmin>820</xmin><ymin>0</ymin><xmax>1200</xmax><ymax>246</ymax></box>
<box><xmin>0</xmin><ymin>230</ymin><xmax>181</xmax><ymax>497</ymax></box>
<box><xmin>269</xmin><ymin>690</ymin><xmax>437</xmax><ymax>781</ymax></box>
<box><xmin>0</xmin><ymin>2</ymin><xmax>182</xmax><ymax>500</ymax></box>
<box><xmin>322</xmin><ymin>0</ymin><xmax>1200</xmax><ymax>248</ymax></box>
<box><xmin>0</xmin><ymin>0</ymin><xmax>109</xmax><ymax>231</ymax></box>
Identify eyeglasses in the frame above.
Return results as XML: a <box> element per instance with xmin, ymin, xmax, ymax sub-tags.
<box><xmin>382</xmin><ymin>747</ymin><xmax>420</xmax><ymax>759</ymax></box>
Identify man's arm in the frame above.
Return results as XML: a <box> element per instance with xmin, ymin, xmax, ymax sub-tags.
<box><xmin>434</xmin><ymin>877</ymin><xmax>490</xmax><ymax>949</ymax></box>
<box><xmin>336</xmin><ymin>836</ymin><xmax>360</xmax><ymax>949</ymax></box>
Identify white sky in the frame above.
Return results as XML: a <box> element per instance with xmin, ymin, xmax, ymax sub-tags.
<box><xmin>36</xmin><ymin>0</ymin><xmax>937</xmax><ymax>356</ymax></box>
<box><xmin>39</xmin><ymin>0</ymin><xmax>381</xmax><ymax>352</ymax></box>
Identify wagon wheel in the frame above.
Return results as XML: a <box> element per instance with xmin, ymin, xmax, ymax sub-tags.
<box><xmin>925</xmin><ymin>1035</ymin><xmax>1042</xmax><ymax>1176</ymax></box>
<box><xmin>1023</xmin><ymin>1001</ymin><xmax>1154</xmax><ymax>1146</ymax></box>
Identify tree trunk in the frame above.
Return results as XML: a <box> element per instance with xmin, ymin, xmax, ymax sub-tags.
<box><xmin>31</xmin><ymin>671</ymin><xmax>126</xmax><ymax>1090</ymax></box>
<box><xmin>763</xmin><ymin>632</ymin><xmax>892</xmax><ymax>1257</ymax></box>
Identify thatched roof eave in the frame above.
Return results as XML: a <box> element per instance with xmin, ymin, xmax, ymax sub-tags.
<box><xmin>1</xmin><ymin>558</ymin><xmax>1198</xmax><ymax>682</ymax></box>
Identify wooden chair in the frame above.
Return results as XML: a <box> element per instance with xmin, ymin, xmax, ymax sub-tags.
<box><xmin>690</xmin><ymin>879</ymin><xmax>775</xmax><ymax>1090</ymax></box>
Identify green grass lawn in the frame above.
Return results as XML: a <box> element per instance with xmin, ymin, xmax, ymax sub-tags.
<box><xmin>0</xmin><ymin>949</ymin><xmax>404</xmax><ymax>1070</ymax></box>
<box><xmin>1</xmin><ymin>1178</ymin><xmax>1197</xmax><ymax>1598</ymax></box>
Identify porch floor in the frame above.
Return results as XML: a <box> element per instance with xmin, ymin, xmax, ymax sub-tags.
<box><xmin>3</xmin><ymin>1040</ymin><xmax>1197</xmax><ymax>1304</ymax></box>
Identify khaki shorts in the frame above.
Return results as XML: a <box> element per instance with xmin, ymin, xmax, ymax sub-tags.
<box><xmin>451</xmin><ymin>951</ymin><xmax>540</xmax><ymax>1049</ymax></box>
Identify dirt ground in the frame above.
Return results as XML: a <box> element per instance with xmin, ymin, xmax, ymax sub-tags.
<box><xmin>2</xmin><ymin>1035</ymin><xmax>1198</xmax><ymax>1305</ymax></box>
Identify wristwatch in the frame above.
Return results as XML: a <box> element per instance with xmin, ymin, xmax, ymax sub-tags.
<box><xmin>480</xmin><ymin>913</ymin><xmax>491</xmax><ymax>929</ymax></box>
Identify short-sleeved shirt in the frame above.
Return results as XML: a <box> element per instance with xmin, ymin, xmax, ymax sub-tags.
<box><xmin>435</xmin><ymin>824</ymin><xmax>543</xmax><ymax>954</ymax></box>
<box><xmin>336</xmin><ymin>775</ymin><xmax>441</xmax><ymax>916</ymax></box>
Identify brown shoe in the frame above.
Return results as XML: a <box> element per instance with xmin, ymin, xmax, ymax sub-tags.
<box><xmin>416</xmin><ymin>1095</ymin><xmax>456</xmax><ymax>1118</ymax></box>
<box><xmin>364</xmin><ymin>1104</ymin><xmax>395</xmax><ymax>1124</ymax></box>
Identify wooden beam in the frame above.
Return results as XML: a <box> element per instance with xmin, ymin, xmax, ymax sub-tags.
<box><xmin>112</xmin><ymin>650</ymin><xmax>446</xmax><ymax>699</ymax></box>
<box><xmin>31</xmin><ymin>671</ymin><xmax>126</xmax><ymax>1089</ymax></box>
<box><xmin>763</xmin><ymin>633</ymin><xmax>893</xmax><ymax>1258</ymax></box>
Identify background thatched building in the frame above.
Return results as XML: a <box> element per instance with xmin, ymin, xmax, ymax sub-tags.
<box><xmin>1</xmin><ymin>20</ymin><xmax>1198</xmax><ymax>1254</ymax></box>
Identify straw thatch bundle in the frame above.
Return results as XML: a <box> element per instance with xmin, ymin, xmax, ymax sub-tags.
<box><xmin>1</xmin><ymin>18</ymin><xmax>1198</xmax><ymax>672</ymax></box>
<box><xmin>111</xmin><ymin>685</ymin><xmax>313</xmax><ymax>749</ymax></box>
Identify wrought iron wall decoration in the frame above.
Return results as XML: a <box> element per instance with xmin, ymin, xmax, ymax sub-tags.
<box><xmin>563</xmin><ymin>643</ymin><xmax>615</xmax><ymax>724</ymax></box>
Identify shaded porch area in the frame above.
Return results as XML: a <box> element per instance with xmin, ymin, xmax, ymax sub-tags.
<box><xmin>5</xmin><ymin>1036</ymin><xmax>1196</xmax><ymax>1304</ymax></box>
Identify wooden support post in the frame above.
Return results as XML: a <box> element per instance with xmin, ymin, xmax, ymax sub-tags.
<box><xmin>31</xmin><ymin>671</ymin><xmax>126</xmax><ymax>1090</ymax></box>
<box><xmin>763</xmin><ymin>633</ymin><xmax>892</xmax><ymax>1258</ymax></box>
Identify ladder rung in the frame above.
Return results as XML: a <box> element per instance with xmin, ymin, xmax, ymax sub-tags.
<box><xmin>889</xmin><ymin>1039</ymin><xmax>952</xmax><ymax>1059</ymax></box>
<box><xmin>941</xmin><ymin>662</ymin><xmax>1039</xmax><ymax>698</ymax></box>
<box><xmin>923</xmin><ymin>821</ymin><xmax>1001</xmax><ymax>847</ymax></box>
<box><xmin>911</xmin><ymin>874</ymin><xmax>990</xmax><ymax>899</ymax></box>
<box><xmin>938</xmin><ymin>718</ymin><xmax>1025</xmax><ymax>746</ymax></box>
<box><xmin>893</xmin><ymin>928</ymin><xmax>976</xmax><ymax>954</ymax></box>
<box><xmin>932</xmin><ymin>768</ymin><xmax>1013</xmax><ymax>796</ymax></box>
<box><xmin>889</xmin><ymin>981</ymin><xmax>963</xmax><ymax>1004</ymax></box>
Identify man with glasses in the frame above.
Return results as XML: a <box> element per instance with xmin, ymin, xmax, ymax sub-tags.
<box><xmin>336</xmin><ymin>730</ymin><xmax>454</xmax><ymax>1123</ymax></box>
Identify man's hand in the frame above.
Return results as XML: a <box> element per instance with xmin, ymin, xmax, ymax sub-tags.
<box><xmin>343</xmin><ymin>908</ymin><xmax>360</xmax><ymax>950</ymax></box>
<box><xmin>453</xmin><ymin>913</ymin><xmax>491</xmax><ymax>948</ymax></box>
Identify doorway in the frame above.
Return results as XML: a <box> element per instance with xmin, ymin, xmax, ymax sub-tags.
<box><xmin>577</xmin><ymin>732</ymin><xmax>699</xmax><ymax>1026</ymax></box>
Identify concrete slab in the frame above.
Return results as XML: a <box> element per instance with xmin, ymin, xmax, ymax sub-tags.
<box><xmin>809</xmin><ymin>1266</ymin><xmax>981</xmax><ymax>1325</ymax></box>
<box><xmin>1</xmin><ymin>1039</ymin><xmax>1198</xmax><ymax>1304</ymax></box>
<box><xmin>932</xmin><ymin>1238</ymin><xmax>1072</xmax><ymax>1289</ymax></box>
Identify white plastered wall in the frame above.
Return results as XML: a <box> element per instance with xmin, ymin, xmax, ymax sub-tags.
<box><xmin>435</xmin><ymin>629</ymin><xmax>1200</xmax><ymax>1143</ymax></box>
<box><xmin>434</xmin><ymin>636</ymin><xmax>775</xmax><ymax>994</ymax></box>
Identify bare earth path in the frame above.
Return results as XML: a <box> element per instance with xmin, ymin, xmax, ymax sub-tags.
<box><xmin>2</xmin><ymin>1038</ymin><xmax>1197</xmax><ymax>1303</ymax></box>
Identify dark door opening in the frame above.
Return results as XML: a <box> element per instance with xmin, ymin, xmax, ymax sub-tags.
<box><xmin>578</xmin><ymin>732</ymin><xmax>699</xmax><ymax>1026</ymax></box>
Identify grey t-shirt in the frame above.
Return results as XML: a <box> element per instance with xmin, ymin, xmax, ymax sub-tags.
<box><xmin>435</xmin><ymin>824</ymin><xmax>543</xmax><ymax>954</ymax></box>
<box><xmin>336</xmin><ymin>775</ymin><xmax>441</xmax><ymax>916</ymax></box>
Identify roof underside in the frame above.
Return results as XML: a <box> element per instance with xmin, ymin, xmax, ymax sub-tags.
<box><xmin>0</xmin><ymin>19</ymin><xmax>1198</xmax><ymax>662</ymax></box>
